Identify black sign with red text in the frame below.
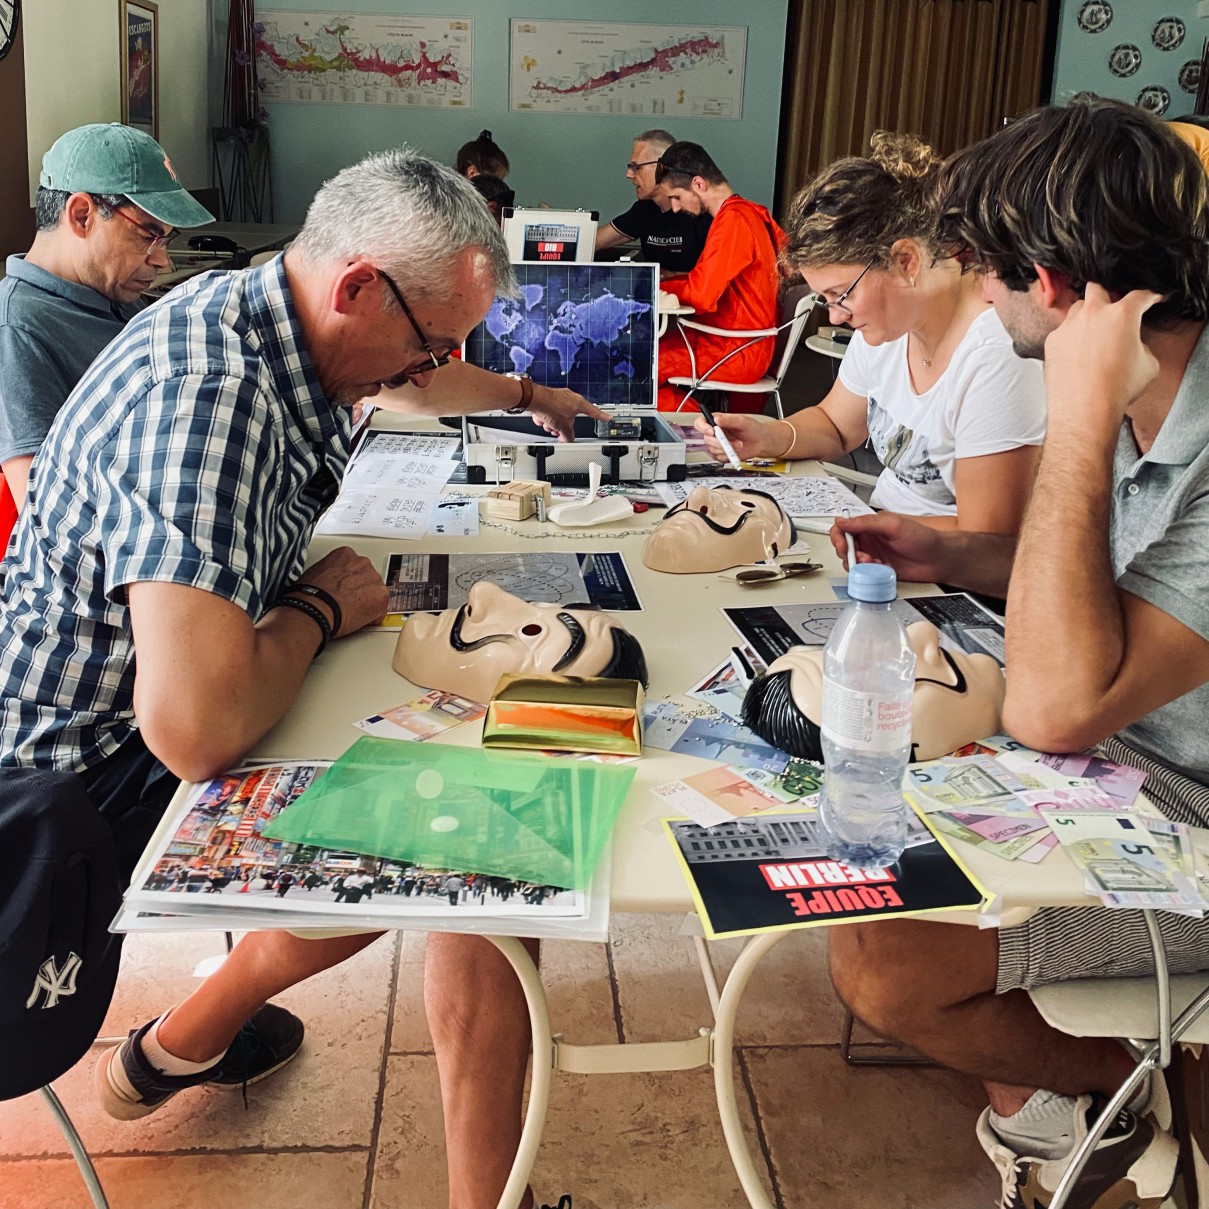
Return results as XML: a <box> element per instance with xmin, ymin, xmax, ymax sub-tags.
<box><xmin>666</xmin><ymin>809</ymin><xmax>986</xmax><ymax>938</ymax></box>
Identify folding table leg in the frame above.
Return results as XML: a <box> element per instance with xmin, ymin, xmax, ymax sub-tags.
<box><xmin>484</xmin><ymin>935</ymin><xmax>555</xmax><ymax>1209</ymax></box>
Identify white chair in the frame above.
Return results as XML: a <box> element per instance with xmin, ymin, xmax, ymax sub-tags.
<box><xmin>667</xmin><ymin>286</ymin><xmax>815</xmax><ymax>420</ymax></box>
<box><xmin>1027</xmin><ymin>915</ymin><xmax>1209</xmax><ymax>1209</ymax></box>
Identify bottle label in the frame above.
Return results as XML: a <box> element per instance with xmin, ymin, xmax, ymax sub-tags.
<box><xmin>821</xmin><ymin>682</ymin><xmax>913</xmax><ymax>753</ymax></box>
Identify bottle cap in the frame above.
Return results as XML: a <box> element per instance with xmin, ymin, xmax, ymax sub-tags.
<box><xmin>847</xmin><ymin>562</ymin><xmax>897</xmax><ymax>602</ymax></box>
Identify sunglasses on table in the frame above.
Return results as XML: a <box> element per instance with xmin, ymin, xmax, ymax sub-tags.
<box><xmin>732</xmin><ymin>560</ymin><xmax>824</xmax><ymax>586</ymax></box>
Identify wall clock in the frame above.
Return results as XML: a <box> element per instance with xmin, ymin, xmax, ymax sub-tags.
<box><xmin>0</xmin><ymin>0</ymin><xmax>19</xmax><ymax>64</ymax></box>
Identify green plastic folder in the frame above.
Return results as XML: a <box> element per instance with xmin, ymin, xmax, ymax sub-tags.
<box><xmin>262</xmin><ymin>737</ymin><xmax>635</xmax><ymax>890</ymax></box>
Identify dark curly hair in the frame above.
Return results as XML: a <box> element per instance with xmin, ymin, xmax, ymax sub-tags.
<box><xmin>937</xmin><ymin>96</ymin><xmax>1209</xmax><ymax>324</ymax></box>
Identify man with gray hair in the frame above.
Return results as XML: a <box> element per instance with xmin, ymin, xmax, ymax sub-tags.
<box><xmin>0</xmin><ymin>147</ymin><xmax>593</xmax><ymax>1207</ymax></box>
<box><xmin>595</xmin><ymin>128</ymin><xmax>712</xmax><ymax>272</ymax></box>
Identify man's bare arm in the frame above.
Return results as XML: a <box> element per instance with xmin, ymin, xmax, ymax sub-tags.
<box><xmin>831</xmin><ymin>513</ymin><xmax>1015</xmax><ymax>596</ymax></box>
<box><xmin>374</xmin><ymin>360</ymin><xmax>607</xmax><ymax>441</ymax></box>
<box><xmin>129</xmin><ymin>546</ymin><xmax>387</xmax><ymax>782</ymax></box>
<box><xmin>595</xmin><ymin>223</ymin><xmax>631</xmax><ymax>252</ymax></box>
<box><xmin>2</xmin><ymin>455</ymin><xmax>34</xmax><ymax>512</ymax></box>
<box><xmin>1002</xmin><ymin>286</ymin><xmax>1209</xmax><ymax>750</ymax></box>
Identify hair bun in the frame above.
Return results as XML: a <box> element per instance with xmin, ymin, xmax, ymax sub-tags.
<box><xmin>869</xmin><ymin>130</ymin><xmax>939</xmax><ymax>182</ymax></box>
<box><xmin>479</xmin><ymin>129</ymin><xmax>493</xmax><ymax>141</ymax></box>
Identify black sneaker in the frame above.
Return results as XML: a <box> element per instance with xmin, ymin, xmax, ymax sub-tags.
<box><xmin>538</xmin><ymin>1198</ymin><xmax>572</xmax><ymax>1209</ymax></box>
<box><xmin>95</xmin><ymin>1003</ymin><xmax>304</xmax><ymax>1121</ymax></box>
<box><xmin>977</xmin><ymin>1094</ymin><xmax>1179</xmax><ymax>1209</ymax></box>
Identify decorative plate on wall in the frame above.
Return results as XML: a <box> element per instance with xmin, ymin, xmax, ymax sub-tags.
<box><xmin>1077</xmin><ymin>1</ymin><xmax>1113</xmax><ymax>34</ymax></box>
<box><xmin>1152</xmin><ymin>17</ymin><xmax>1185</xmax><ymax>52</ymax></box>
<box><xmin>0</xmin><ymin>0</ymin><xmax>20</xmax><ymax>64</ymax></box>
<box><xmin>1108</xmin><ymin>44</ymin><xmax>1142</xmax><ymax>78</ymax></box>
<box><xmin>1179</xmin><ymin>60</ymin><xmax>1201</xmax><ymax>95</ymax></box>
<box><xmin>1137</xmin><ymin>85</ymin><xmax>1172</xmax><ymax>116</ymax></box>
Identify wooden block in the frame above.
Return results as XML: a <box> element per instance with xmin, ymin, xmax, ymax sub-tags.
<box><xmin>484</xmin><ymin>480</ymin><xmax>552</xmax><ymax>521</ymax></box>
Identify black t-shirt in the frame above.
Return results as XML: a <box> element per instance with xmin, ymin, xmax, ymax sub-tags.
<box><xmin>609</xmin><ymin>200</ymin><xmax>712</xmax><ymax>274</ymax></box>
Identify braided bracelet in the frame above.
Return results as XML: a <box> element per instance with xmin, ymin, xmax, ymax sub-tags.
<box><xmin>282</xmin><ymin>582</ymin><xmax>343</xmax><ymax>638</ymax></box>
<box><xmin>271</xmin><ymin>595</ymin><xmax>331</xmax><ymax>660</ymax></box>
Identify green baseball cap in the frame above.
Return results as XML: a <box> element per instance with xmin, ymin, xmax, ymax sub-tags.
<box><xmin>39</xmin><ymin>123</ymin><xmax>214</xmax><ymax>229</ymax></box>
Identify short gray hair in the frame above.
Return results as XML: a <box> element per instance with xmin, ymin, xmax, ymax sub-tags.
<box><xmin>635</xmin><ymin>129</ymin><xmax>676</xmax><ymax>154</ymax></box>
<box><xmin>291</xmin><ymin>147</ymin><xmax>517</xmax><ymax>302</ymax></box>
<box><xmin>35</xmin><ymin>187</ymin><xmax>125</xmax><ymax>232</ymax></box>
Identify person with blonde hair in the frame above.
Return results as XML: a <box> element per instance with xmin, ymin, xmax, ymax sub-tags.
<box><xmin>699</xmin><ymin>132</ymin><xmax>1046</xmax><ymax>534</ymax></box>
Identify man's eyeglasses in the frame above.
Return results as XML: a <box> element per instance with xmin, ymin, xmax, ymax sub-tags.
<box><xmin>812</xmin><ymin>257</ymin><xmax>877</xmax><ymax>320</ymax></box>
<box><xmin>113</xmin><ymin>208</ymin><xmax>178</xmax><ymax>252</ymax></box>
<box><xmin>379</xmin><ymin>269</ymin><xmax>451</xmax><ymax>375</ymax></box>
<box><xmin>626</xmin><ymin>159</ymin><xmax>660</xmax><ymax>173</ymax></box>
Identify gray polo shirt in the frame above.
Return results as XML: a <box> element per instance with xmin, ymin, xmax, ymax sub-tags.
<box><xmin>0</xmin><ymin>255</ymin><xmax>142</xmax><ymax>465</ymax></box>
<box><xmin>1112</xmin><ymin>322</ymin><xmax>1209</xmax><ymax>785</ymax></box>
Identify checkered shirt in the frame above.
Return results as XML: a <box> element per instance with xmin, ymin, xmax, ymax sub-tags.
<box><xmin>0</xmin><ymin>256</ymin><xmax>351</xmax><ymax>769</ymax></box>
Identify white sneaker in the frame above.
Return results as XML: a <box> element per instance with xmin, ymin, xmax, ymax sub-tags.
<box><xmin>975</xmin><ymin>1094</ymin><xmax>1179</xmax><ymax>1209</ymax></box>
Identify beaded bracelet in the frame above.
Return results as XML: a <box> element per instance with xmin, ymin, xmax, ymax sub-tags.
<box><xmin>272</xmin><ymin>595</ymin><xmax>331</xmax><ymax>660</ymax></box>
<box><xmin>282</xmin><ymin>582</ymin><xmax>343</xmax><ymax>638</ymax></box>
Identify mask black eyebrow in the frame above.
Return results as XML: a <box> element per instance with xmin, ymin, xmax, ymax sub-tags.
<box><xmin>664</xmin><ymin>499</ymin><xmax>751</xmax><ymax>536</ymax></box>
<box><xmin>552</xmin><ymin>611</ymin><xmax>586</xmax><ymax>671</ymax></box>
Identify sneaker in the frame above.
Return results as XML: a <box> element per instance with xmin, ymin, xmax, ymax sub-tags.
<box><xmin>976</xmin><ymin>1095</ymin><xmax>1179</xmax><ymax>1209</ymax></box>
<box><xmin>95</xmin><ymin>1003</ymin><xmax>304</xmax><ymax>1121</ymax></box>
<box><xmin>538</xmin><ymin>1199</ymin><xmax>572</xmax><ymax>1209</ymax></box>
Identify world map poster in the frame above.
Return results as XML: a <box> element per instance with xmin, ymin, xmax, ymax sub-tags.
<box><xmin>256</xmin><ymin>11</ymin><xmax>472</xmax><ymax>108</ymax></box>
<box><xmin>510</xmin><ymin>20</ymin><xmax>746</xmax><ymax>119</ymax></box>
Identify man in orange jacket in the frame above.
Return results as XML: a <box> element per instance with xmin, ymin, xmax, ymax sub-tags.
<box><xmin>655</xmin><ymin>142</ymin><xmax>785</xmax><ymax>412</ymax></box>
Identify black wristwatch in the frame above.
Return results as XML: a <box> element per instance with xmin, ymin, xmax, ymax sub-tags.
<box><xmin>504</xmin><ymin>372</ymin><xmax>534</xmax><ymax>414</ymax></box>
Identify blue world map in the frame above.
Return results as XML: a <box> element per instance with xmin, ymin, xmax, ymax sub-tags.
<box><xmin>464</xmin><ymin>264</ymin><xmax>657</xmax><ymax>407</ymax></box>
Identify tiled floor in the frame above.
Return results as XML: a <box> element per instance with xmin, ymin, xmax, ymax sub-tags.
<box><xmin>0</xmin><ymin>915</ymin><xmax>999</xmax><ymax>1209</ymax></box>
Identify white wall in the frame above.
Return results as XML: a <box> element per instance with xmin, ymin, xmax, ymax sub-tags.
<box><xmin>25</xmin><ymin>0</ymin><xmax>211</xmax><ymax>202</ymax></box>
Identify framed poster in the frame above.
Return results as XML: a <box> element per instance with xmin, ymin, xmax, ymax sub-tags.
<box><xmin>120</xmin><ymin>0</ymin><xmax>158</xmax><ymax>138</ymax></box>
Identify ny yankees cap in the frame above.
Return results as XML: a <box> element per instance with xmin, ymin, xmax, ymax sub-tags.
<box><xmin>39</xmin><ymin>122</ymin><xmax>214</xmax><ymax>230</ymax></box>
<box><xmin>0</xmin><ymin>768</ymin><xmax>123</xmax><ymax>1100</ymax></box>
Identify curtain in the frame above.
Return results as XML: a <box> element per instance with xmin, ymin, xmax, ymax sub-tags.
<box><xmin>779</xmin><ymin>0</ymin><xmax>1050</xmax><ymax>215</ymax></box>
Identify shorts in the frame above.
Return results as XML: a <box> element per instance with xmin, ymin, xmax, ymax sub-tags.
<box><xmin>997</xmin><ymin>735</ymin><xmax>1209</xmax><ymax>993</ymax></box>
<box><xmin>78</xmin><ymin>732</ymin><xmax>181</xmax><ymax>889</ymax></box>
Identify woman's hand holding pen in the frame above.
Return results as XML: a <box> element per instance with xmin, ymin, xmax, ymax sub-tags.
<box><xmin>691</xmin><ymin>413</ymin><xmax>786</xmax><ymax>463</ymax></box>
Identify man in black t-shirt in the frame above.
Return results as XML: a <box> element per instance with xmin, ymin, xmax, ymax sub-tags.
<box><xmin>595</xmin><ymin>129</ymin><xmax>712</xmax><ymax>274</ymax></box>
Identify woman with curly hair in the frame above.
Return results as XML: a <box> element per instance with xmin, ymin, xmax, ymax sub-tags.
<box><xmin>699</xmin><ymin>132</ymin><xmax>1046</xmax><ymax>533</ymax></box>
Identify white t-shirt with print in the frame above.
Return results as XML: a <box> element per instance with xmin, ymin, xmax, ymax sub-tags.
<box><xmin>837</xmin><ymin>308</ymin><xmax>1046</xmax><ymax>516</ymax></box>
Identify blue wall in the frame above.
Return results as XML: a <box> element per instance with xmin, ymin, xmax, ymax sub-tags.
<box><xmin>248</xmin><ymin>3</ymin><xmax>789</xmax><ymax>224</ymax></box>
<box><xmin>1051</xmin><ymin>0</ymin><xmax>1204</xmax><ymax>115</ymax></box>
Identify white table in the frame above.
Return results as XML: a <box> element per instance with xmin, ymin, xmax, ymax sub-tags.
<box><xmin>172</xmin><ymin>415</ymin><xmax>1125</xmax><ymax>1208</ymax></box>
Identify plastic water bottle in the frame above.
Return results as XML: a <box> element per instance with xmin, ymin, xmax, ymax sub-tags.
<box><xmin>818</xmin><ymin>563</ymin><xmax>916</xmax><ymax>866</ymax></box>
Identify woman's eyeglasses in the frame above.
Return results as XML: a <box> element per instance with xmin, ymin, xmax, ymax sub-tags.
<box><xmin>811</xmin><ymin>258</ymin><xmax>876</xmax><ymax>320</ymax></box>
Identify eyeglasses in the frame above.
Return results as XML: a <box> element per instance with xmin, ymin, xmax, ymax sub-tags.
<box><xmin>379</xmin><ymin>269</ymin><xmax>451</xmax><ymax>376</ymax></box>
<box><xmin>112</xmin><ymin>207</ymin><xmax>178</xmax><ymax>252</ymax></box>
<box><xmin>626</xmin><ymin>159</ymin><xmax>660</xmax><ymax>173</ymax></box>
<box><xmin>733</xmin><ymin>560</ymin><xmax>824</xmax><ymax>586</ymax></box>
<box><xmin>812</xmin><ymin>258</ymin><xmax>877</xmax><ymax>319</ymax></box>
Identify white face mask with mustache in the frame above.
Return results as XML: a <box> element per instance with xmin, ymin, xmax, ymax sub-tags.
<box><xmin>642</xmin><ymin>486</ymin><xmax>795</xmax><ymax>574</ymax></box>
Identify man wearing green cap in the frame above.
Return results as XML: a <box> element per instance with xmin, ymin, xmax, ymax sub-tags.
<box><xmin>0</xmin><ymin>122</ymin><xmax>213</xmax><ymax>532</ymax></box>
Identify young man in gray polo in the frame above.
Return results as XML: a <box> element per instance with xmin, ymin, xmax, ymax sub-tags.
<box><xmin>828</xmin><ymin>97</ymin><xmax>1209</xmax><ymax>1208</ymax></box>
<box><xmin>0</xmin><ymin>123</ymin><xmax>214</xmax><ymax>519</ymax></box>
